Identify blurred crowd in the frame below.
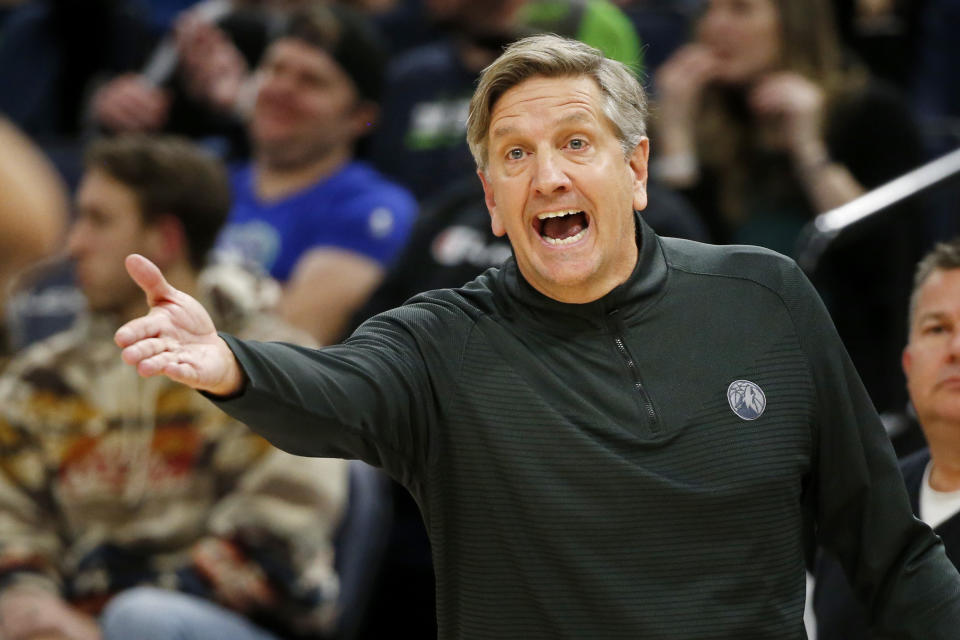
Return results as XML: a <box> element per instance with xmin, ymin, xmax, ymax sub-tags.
<box><xmin>0</xmin><ymin>0</ymin><xmax>957</xmax><ymax>638</ymax></box>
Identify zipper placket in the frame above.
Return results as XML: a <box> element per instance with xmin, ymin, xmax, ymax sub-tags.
<box><xmin>607</xmin><ymin>309</ymin><xmax>659</xmax><ymax>434</ymax></box>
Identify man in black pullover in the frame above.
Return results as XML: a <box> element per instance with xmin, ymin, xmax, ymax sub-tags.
<box><xmin>115</xmin><ymin>34</ymin><xmax>960</xmax><ymax>639</ymax></box>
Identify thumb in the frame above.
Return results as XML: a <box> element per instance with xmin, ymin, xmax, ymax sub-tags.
<box><xmin>125</xmin><ymin>254</ymin><xmax>175</xmax><ymax>306</ymax></box>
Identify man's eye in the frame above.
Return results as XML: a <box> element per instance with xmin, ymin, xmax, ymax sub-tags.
<box><xmin>568</xmin><ymin>138</ymin><xmax>586</xmax><ymax>150</ymax></box>
<box><xmin>507</xmin><ymin>148</ymin><xmax>524</xmax><ymax>160</ymax></box>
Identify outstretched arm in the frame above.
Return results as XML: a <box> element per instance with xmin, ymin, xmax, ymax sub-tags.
<box><xmin>115</xmin><ymin>254</ymin><xmax>243</xmax><ymax>396</ymax></box>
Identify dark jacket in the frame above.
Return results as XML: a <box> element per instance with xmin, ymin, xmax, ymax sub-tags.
<box><xmin>213</xmin><ymin>214</ymin><xmax>960</xmax><ymax>639</ymax></box>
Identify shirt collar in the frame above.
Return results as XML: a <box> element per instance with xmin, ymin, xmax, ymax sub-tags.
<box><xmin>494</xmin><ymin>211</ymin><xmax>668</xmax><ymax>333</ymax></box>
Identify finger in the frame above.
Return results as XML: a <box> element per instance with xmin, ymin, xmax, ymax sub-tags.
<box><xmin>162</xmin><ymin>360</ymin><xmax>201</xmax><ymax>387</ymax></box>
<box><xmin>121</xmin><ymin>336</ymin><xmax>174</xmax><ymax>366</ymax></box>
<box><xmin>105</xmin><ymin>98</ymin><xmax>156</xmax><ymax>131</ymax></box>
<box><xmin>112</xmin><ymin>86</ymin><xmax>169</xmax><ymax>129</ymax></box>
<box><xmin>749</xmin><ymin>83</ymin><xmax>779</xmax><ymax>110</ymax></box>
<box><xmin>115</xmin><ymin>314</ymin><xmax>165</xmax><ymax>349</ymax></box>
<box><xmin>137</xmin><ymin>351</ymin><xmax>183</xmax><ymax>378</ymax></box>
<box><xmin>126</xmin><ymin>254</ymin><xmax>177</xmax><ymax>306</ymax></box>
<box><xmin>97</xmin><ymin>93</ymin><xmax>149</xmax><ymax>131</ymax></box>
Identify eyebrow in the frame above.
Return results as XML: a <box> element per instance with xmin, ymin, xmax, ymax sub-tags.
<box><xmin>491</xmin><ymin>124</ymin><xmax>518</xmax><ymax>140</ymax></box>
<box><xmin>490</xmin><ymin>112</ymin><xmax>595</xmax><ymax>141</ymax></box>
<box><xmin>916</xmin><ymin>311</ymin><xmax>952</xmax><ymax>326</ymax></box>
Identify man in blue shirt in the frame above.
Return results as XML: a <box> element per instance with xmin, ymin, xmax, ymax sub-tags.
<box><xmin>215</xmin><ymin>4</ymin><xmax>417</xmax><ymax>345</ymax></box>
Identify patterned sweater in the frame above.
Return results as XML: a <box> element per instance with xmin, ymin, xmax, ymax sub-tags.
<box><xmin>0</xmin><ymin>265</ymin><xmax>348</xmax><ymax>637</ymax></box>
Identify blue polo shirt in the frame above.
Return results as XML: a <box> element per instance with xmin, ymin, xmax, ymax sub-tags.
<box><xmin>216</xmin><ymin>160</ymin><xmax>417</xmax><ymax>282</ymax></box>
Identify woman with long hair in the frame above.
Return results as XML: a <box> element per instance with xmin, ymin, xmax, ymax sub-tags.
<box><xmin>653</xmin><ymin>0</ymin><xmax>922</xmax><ymax>254</ymax></box>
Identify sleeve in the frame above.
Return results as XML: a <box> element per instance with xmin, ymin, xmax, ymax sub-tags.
<box><xmin>0</xmin><ymin>384</ymin><xmax>65</xmax><ymax>597</ymax></box>
<box><xmin>208</xmin><ymin>299</ymin><xmax>469</xmax><ymax>488</ymax></box>
<box><xmin>343</xmin><ymin>200</ymin><xmax>457</xmax><ymax>337</ymax></box>
<box><xmin>316</xmin><ymin>187</ymin><xmax>419</xmax><ymax>269</ymax></box>
<box><xmin>786</xmin><ymin>262</ymin><xmax>960</xmax><ymax>637</ymax></box>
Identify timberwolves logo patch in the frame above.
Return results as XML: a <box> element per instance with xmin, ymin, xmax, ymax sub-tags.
<box><xmin>727</xmin><ymin>380</ymin><xmax>766</xmax><ymax>421</ymax></box>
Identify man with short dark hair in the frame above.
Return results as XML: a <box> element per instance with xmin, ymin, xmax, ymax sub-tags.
<box><xmin>0</xmin><ymin>135</ymin><xmax>347</xmax><ymax>640</ymax></box>
<box><xmin>116</xmin><ymin>36</ymin><xmax>960</xmax><ymax>638</ymax></box>
<box><xmin>815</xmin><ymin>237</ymin><xmax>960</xmax><ymax>639</ymax></box>
<box><xmin>214</xmin><ymin>4</ymin><xmax>417</xmax><ymax>345</ymax></box>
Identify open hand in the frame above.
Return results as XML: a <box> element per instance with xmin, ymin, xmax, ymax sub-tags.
<box><xmin>115</xmin><ymin>254</ymin><xmax>244</xmax><ymax>396</ymax></box>
<box><xmin>749</xmin><ymin>72</ymin><xmax>826</xmax><ymax>155</ymax></box>
<box><xmin>655</xmin><ymin>44</ymin><xmax>720</xmax><ymax>132</ymax></box>
<box><xmin>91</xmin><ymin>74</ymin><xmax>171</xmax><ymax>133</ymax></box>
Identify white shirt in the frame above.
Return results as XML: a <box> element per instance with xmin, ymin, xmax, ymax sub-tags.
<box><xmin>920</xmin><ymin>461</ymin><xmax>960</xmax><ymax>529</ymax></box>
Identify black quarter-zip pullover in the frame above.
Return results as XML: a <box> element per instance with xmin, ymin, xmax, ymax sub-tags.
<box><xmin>213</xmin><ymin>214</ymin><xmax>960</xmax><ymax>639</ymax></box>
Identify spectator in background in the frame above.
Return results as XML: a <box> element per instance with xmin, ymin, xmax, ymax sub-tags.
<box><xmin>214</xmin><ymin>3</ymin><xmax>417</xmax><ymax>345</ymax></box>
<box><xmin>0</xmin><ymin>135</ymin><xmax>347</xmax><ymax>640</ymax></box>
<box><xmin>652</xmin><ymin>0</ymin><xmax>926</xmax><ymax>413</ymax></box>
<box><xmin>90</xmin><ymin>0</ymin><xmax>300</xmax><ymax>161</ymax></box>
<box><xmin>0</xmin><ymin>118</ymin><xmax>67</xmax><ymax>362</ymax></box>
<box><xmin>814</xmin><ymin>238</ymin><xmax>960</xmax><ymax>639</ymax></box>
<box><xmin>369</xmin><ymin>0</ymin><xmax>641</xmax><ymax>203</ymax></box>
<box><xmin>653</xmin><ymin>0</ymin><xmax>922</xmax><ymax>248</ymax></box>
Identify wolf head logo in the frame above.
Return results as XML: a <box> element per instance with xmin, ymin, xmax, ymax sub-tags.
<box><xmin>727</xmin><ymin>380</ymin><xmax>766</xmax><ymax>421</ymax></box>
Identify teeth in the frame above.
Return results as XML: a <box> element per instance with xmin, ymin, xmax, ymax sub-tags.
<box><xmin>544</xmin><ymin>227</ymin><xmax>587</xmax><ymax>246</ymax></box>
<box><xmin>537</xmin><ymin>210</ymin><xmax>581</xmax><ymax>220</ymax></box>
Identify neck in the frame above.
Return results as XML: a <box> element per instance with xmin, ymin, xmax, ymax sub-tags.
<box><xmin>925</xmin><ymin>418</ymin><xmax>960</xmax><ymax>491</ymax></box>
<box><xmin>255</xmin><ymin>146</ymin><xmax>351</xmax><ymax>201</ymax></box>
<box><xmin>118</xmin><ymin>261</ymin><xmax>199</xmax><ymax>325</ymax></box>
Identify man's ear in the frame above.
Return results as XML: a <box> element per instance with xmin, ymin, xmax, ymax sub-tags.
<box><xmin>629</xmin><ymin>137</ymin><xmax>650</xmax><ymax>212</ymax></box>
<box><xmin>478</xmin><ymin>169</ymin><xmax>506</xmax><ymax>237</ymax></box>
<box><xmin>902</xmin><ymin>344</ymin><xmax>913</xmax><ymax>378</ymax></box>
<box><xmin>144</xmin><ymin>215</ymin><xmax>187</xmax><ymax>268</ymax></box>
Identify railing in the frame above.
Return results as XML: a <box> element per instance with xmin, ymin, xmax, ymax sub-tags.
<box><xmin>796</xmin><ymin>147</ymin><xmax>960</xmax><ymax>272</ymax></box>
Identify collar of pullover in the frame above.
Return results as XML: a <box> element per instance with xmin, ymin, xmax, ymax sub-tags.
<box><xmin>495</xmin><ymin>211</ymin><xmax>668</xmax><ymax>334</ymax></box>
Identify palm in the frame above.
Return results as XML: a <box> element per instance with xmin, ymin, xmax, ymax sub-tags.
<box><xmin>116</xmin><ymin>255</ymin><xmax>242</xmax><ymax>394</ymax></box>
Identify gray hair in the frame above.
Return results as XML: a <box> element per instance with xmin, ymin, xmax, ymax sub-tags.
<box><xmin>909</xmin><ymin>237</ymin><xmax>960</xmax><ymax>326</ymax></box>
<box><xmin>466</xmin><ymin>34</ymin><xmax>648</xmax><ymax>172</ymax></box>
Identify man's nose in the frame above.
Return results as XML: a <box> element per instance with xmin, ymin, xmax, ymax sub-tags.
<box><xmin>532</xmin><ymin>151</ymin><xmax>571</xmax><ymax>195</ymax></box>
<box><xmin>949</xmin><ymin>327</ymin><xmax>960</xmax><ymax>359</ymax></box>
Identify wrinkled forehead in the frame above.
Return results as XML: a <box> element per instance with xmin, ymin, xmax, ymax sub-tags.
<box><xmin>488</xmin><ymin>75</ymin><xmax>605</xmax><ymax>137</ymax></box>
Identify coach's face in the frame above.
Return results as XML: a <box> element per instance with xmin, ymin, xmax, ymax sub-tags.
<box><xmin>478</xmin><ymin>75</ymin><xmax>648</xmax><ymax>303</ymax></box>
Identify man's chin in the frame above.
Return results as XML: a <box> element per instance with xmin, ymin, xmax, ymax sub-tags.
<box><xmin>256</xmin><ymin>142</ymin><xmax>318</xmax><ymax>170</ymax></box>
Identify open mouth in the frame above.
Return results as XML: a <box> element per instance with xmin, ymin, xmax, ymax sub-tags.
<box><xmin>534</xmin><ymin>210</ymin><xmax>589</xmax><ymax>246</ymax></box>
